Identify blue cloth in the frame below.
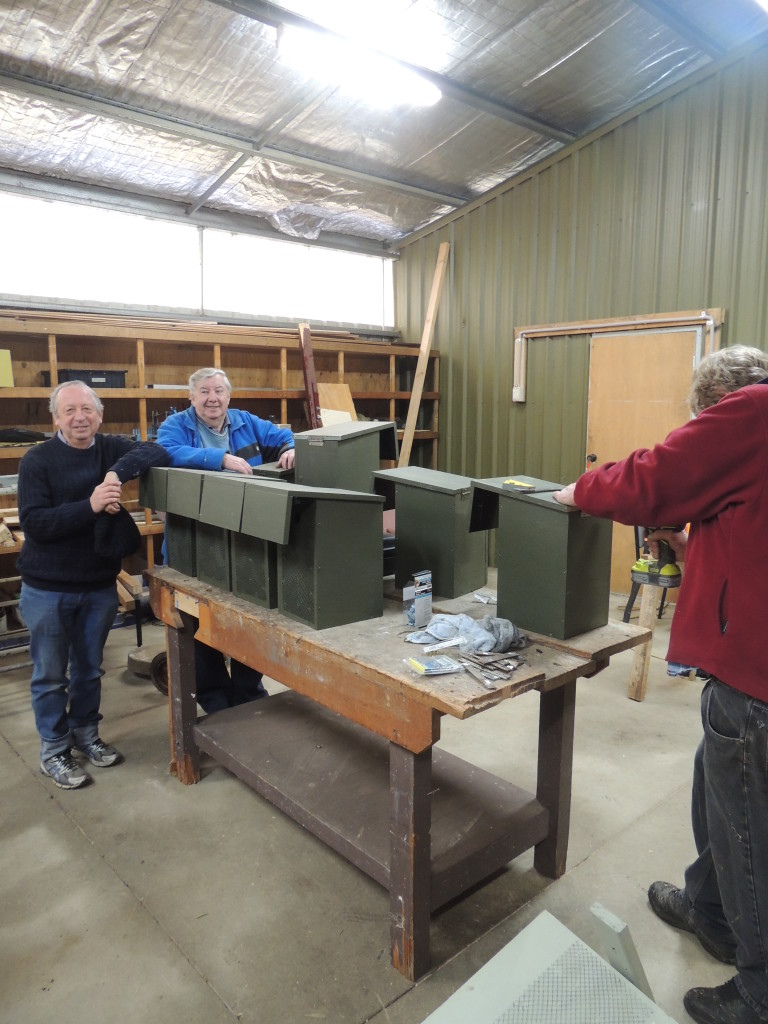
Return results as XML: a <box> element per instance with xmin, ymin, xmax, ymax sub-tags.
<box><xmin>405</xmin><ymin>613</ymin><xmax>526</xmax><ymax>654</ymax></box>
<box><xmin>156</xmin><ymin>406</ymin><xmax>293</xmax><ymax>471</ymax></box>
<box><xmin>21</xmin><ymin>583</ymin><xmax>119</xmax><ymax>760</ymax></box>
<box><xmin>685</xmin><ymin>678</ymin><xmax>768</xmax><ymax>1011</ymax></box>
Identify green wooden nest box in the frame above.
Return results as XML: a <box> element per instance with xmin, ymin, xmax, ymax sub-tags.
<box><xmin>276</xmin><ymin>483</ymin><xmax>386</xmax><ymax>630</ymax></box>
<box><xmin>294</xmin><ymin>420</ymin><xmax>398</xmax><ymax>493</ymax></box>
<box><xmin>470</xmin><ymin>475</ymin><xmax>613</xmax><ymax>639</ymax></box>
<box><xmin>373</xmin><ymin>466</ymin><xmax>487</xmax><ymax>598</ymax></box>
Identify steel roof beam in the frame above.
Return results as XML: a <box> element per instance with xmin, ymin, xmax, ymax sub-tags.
<box><xmin>0</xmin><ymin>71</ymin><xmax>466</xmax><ymax>209</ymax></box>
<box><xmin>631</xmin><ymin>0</ymin><xmax>726</xmax><ymax>58</ymax></box>
<box><xmin>0</xmin><ymin>168</ymin><xmax>397</xmax><ymax>256</ymax></box>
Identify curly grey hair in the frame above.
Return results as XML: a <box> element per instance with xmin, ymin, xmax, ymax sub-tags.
<box><xmin>689</xmin><ymin>345</ymin><xmax>768</xmax><ymax>416</ymax></box>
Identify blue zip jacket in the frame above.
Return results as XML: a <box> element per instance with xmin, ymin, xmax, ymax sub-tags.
<box><xmin>156</xmin><ymin>406</ymin><xmax>294</xmax><ymax>470</ymax></box>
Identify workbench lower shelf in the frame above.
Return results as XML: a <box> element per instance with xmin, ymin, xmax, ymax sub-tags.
<box><xmin>194</xmin><ymin>690</ymin><xmax>550</xmax><ymax>911</ymax></box>
<box><xmin>150</xmin><ymin>565</ymin><xmax>650</xmax><ymax>979</ymax></box>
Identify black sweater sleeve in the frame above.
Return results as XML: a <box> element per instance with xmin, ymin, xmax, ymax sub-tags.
<box><xmin>103</xmin><ymin>435</ymin><xmax>172</xmax><ymax>481</ymax></box>
<box><xmin>18</xmin><ymin>435</ymin><xmax>170</xmax><ymax>591</ymax></box>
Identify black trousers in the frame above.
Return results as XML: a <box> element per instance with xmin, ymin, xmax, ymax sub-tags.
<box><xmin>193</xmin><ymin>639</ymin><xmax>268</xmax><ymax>712</ymax></box>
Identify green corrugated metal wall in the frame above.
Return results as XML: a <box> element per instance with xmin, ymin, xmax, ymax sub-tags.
<box><xmin>394</xmin><ymin>36</ymin><xmax>768</xmax><ymax>485</ymax></box>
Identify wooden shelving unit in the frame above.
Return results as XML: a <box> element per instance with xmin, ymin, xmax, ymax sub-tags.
<box><xmin>0</xmin><ymin>310</ymin><xmax>440</xmax><ymax>570</ymax></box>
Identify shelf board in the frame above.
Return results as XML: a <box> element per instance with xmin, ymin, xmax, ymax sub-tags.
<box><xmin>0</xmin><ymin>446</ymin><xmax>34</xmax><ymax>459</ymax></box>
<box><xmin>350</xmin><ymin>391</ymin><xmax>439</xmax><ymax>401</ymax></box>
<box><xmin>3</xmin><ymin>387</ymin><xmax>439</xmax><ymax>401</ymax></box>
<box><xmin>0</xmin><ymin>315</ymin><xmax>439</xmax><ymax>471</ymax></box>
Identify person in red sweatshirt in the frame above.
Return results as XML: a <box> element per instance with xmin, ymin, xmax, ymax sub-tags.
<box><xmin>554</xmin><ymin>345</ymin><xmax>768</xmax><ymax>1024</ymax></box>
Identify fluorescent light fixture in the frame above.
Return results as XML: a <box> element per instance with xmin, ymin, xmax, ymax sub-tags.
<box><xmin>278</xmin><ymin>26</ymin><xmax>441</xmax><ymax>108</ymax></box>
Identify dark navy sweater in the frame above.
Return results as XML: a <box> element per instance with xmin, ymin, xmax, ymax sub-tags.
<box><xmin>18</xmin><ymin>434</ymin><xmax>170</xmax><ymax>592</ymax></box>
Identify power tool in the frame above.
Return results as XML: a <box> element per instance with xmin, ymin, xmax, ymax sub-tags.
<box><xmin>630</xmin><ymin>526</ymin><xmax>684</xmax><ymax>588</ymax></box>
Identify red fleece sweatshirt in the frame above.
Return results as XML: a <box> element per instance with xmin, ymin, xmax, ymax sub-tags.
<box><xmin>573</xmin><ymin>382</ymin><xmax>768</xmax><ymax>701</ymax></box>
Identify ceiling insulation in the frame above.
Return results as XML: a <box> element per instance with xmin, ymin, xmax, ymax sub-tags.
<box><xmin>0</xmin><ymin>0</ymin><xmax>766</xmax><ymax>251</ymax></box>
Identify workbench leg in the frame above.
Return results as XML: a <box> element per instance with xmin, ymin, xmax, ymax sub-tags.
<box><xmin>167</xmin><ymin>610</ymin><xmax>200</xmax><ymax>785</ymax></box>
<box><xmin>534</xmin><ymin>681</ymin><xmax>576</xmax><ymax>879</ymax></box>
<box><xmin>389</xmin><ymin>743</ymin><xmax>432</xmax><ymax>981</ymax></box>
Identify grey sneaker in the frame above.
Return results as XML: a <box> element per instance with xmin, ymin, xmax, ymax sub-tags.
<box><xmin>73</xmin><ymin>738</ymin><xmax>122</xmax><ymax>768</ymax></box>
<box><xmin>41</xmin><ymin>751</ymin><xmax>90</xmax><ymax>789</ymax></box>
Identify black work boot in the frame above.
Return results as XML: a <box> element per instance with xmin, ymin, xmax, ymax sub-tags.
<box><xmin>648</xmin><ymin>881</ymin><xmax>737</xmax><ymax>965</ymax></box>
<box><xmin>684</xmin><ymin>978</ymin><xmax>768</xmax><ymax>1023</ymax></box>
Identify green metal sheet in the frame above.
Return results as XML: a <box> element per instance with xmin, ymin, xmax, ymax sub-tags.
<box><xmin>240</xmin><ymin>479</ymin><xmax>382</xmax><ymax>545</ymax></box>
<box><xmin>394</xmin><ymin>46</ymin><xmax>768</xmax><ymax>495</ymax></box>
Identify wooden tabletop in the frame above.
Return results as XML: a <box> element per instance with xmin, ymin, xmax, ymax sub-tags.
<box><xmin>148</xmin><ymin>566</ymin><xmax>650</xmax><ymax>722</ymax></box>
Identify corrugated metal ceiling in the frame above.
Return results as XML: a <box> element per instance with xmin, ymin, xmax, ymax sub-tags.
<box><xmin>0</xmin><ymin>0</ymin><xmax>766</xmax><ymax>252</ymax></box>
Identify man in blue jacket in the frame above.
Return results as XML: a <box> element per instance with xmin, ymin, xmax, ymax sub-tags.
<box><xmin>157</xmin><ymin>368</ymin><xmax>295</xmax><ymax>711</ymax></box>
<box><xmin>157</xmin><ymin>367</ymin><xmax>295</xmax><ymax>474</ymax></box>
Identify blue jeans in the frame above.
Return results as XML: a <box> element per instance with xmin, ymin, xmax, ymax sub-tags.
<box><xmin>684</xmin><ymin>677</ymin><xmax>768</xmax><ymax>1012</ymax></box>
<box><xmin>20</xmin><ymin>583</ymin><xmax>119</xmax><ymax>760</ymax></box>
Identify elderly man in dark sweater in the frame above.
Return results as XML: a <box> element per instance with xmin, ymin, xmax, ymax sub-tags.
<box><xmin>18</xmin><ymin>381</ymin><xmax>169</xmax><ymax>790</ymax></box>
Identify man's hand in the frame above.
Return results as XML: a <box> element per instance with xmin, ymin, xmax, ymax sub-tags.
<box><xmin>552</xmin><ymin>483</ymin><xmax>579</xmax><ymax>507</ymax></box>
<box><xmin>91</xmin><ymin>474</ymin><xmax>123</xmax><ymax>514</ymax></box>
<box><xmin>646</xmin><ymin>528</ymin><xmax>688</xmax><ymax>563</ymax></box>
<box><xmin>221</xmin><ymin>454</ymin><xmax>254</xmax><ymax>475</ymax></box>
<box><xmin>277</xmin><ymin>448</ymin><xmax>295</xmax><ymax>470</ymax></box>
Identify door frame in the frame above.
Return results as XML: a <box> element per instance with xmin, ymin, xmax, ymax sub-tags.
<box><xmin>512</xmin><ymin>309</ymin><xmax>722</xmax><ymax>403</ymax></box>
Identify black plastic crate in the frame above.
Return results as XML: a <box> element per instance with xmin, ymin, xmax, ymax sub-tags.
<box><xmin>41</xmin><ymin>368</ymin><xmax>127</xmax><ymax>388</ymax></box>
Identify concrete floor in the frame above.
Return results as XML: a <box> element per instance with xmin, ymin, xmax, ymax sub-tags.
<box><xmin>0</xmin><ymin>593</ymin><xmax>732</xmax><ymax>1024</ymax></box>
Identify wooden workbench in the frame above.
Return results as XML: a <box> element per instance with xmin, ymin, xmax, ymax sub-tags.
<box><xmin>148</xmin><ymin>567</ymin><xmax>650</xmax><ymax>981</ymax></box>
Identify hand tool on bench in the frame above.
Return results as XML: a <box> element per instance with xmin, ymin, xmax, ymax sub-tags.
<box><xmin>502</xmin><ymin>479</ymin><xmax>562</xmax><ymax>494</ymax></box>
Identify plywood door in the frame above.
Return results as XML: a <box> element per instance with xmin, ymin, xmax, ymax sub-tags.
<box><xmin>587</xmin><ymin>329</ymin><xmax>698</xmax><ymax>595</ymax></box>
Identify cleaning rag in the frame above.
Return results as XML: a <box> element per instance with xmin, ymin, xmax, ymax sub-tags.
<box><xmin>406</xmin><ymin>613</ymin><xmax>526</xmax><ymax>654</ymax></box>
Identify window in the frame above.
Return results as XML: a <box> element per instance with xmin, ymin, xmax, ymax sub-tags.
<box><xmin>0</xmin><ymin>192</ymin><xmax>394</xmax><ymax>328</ymax></box>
